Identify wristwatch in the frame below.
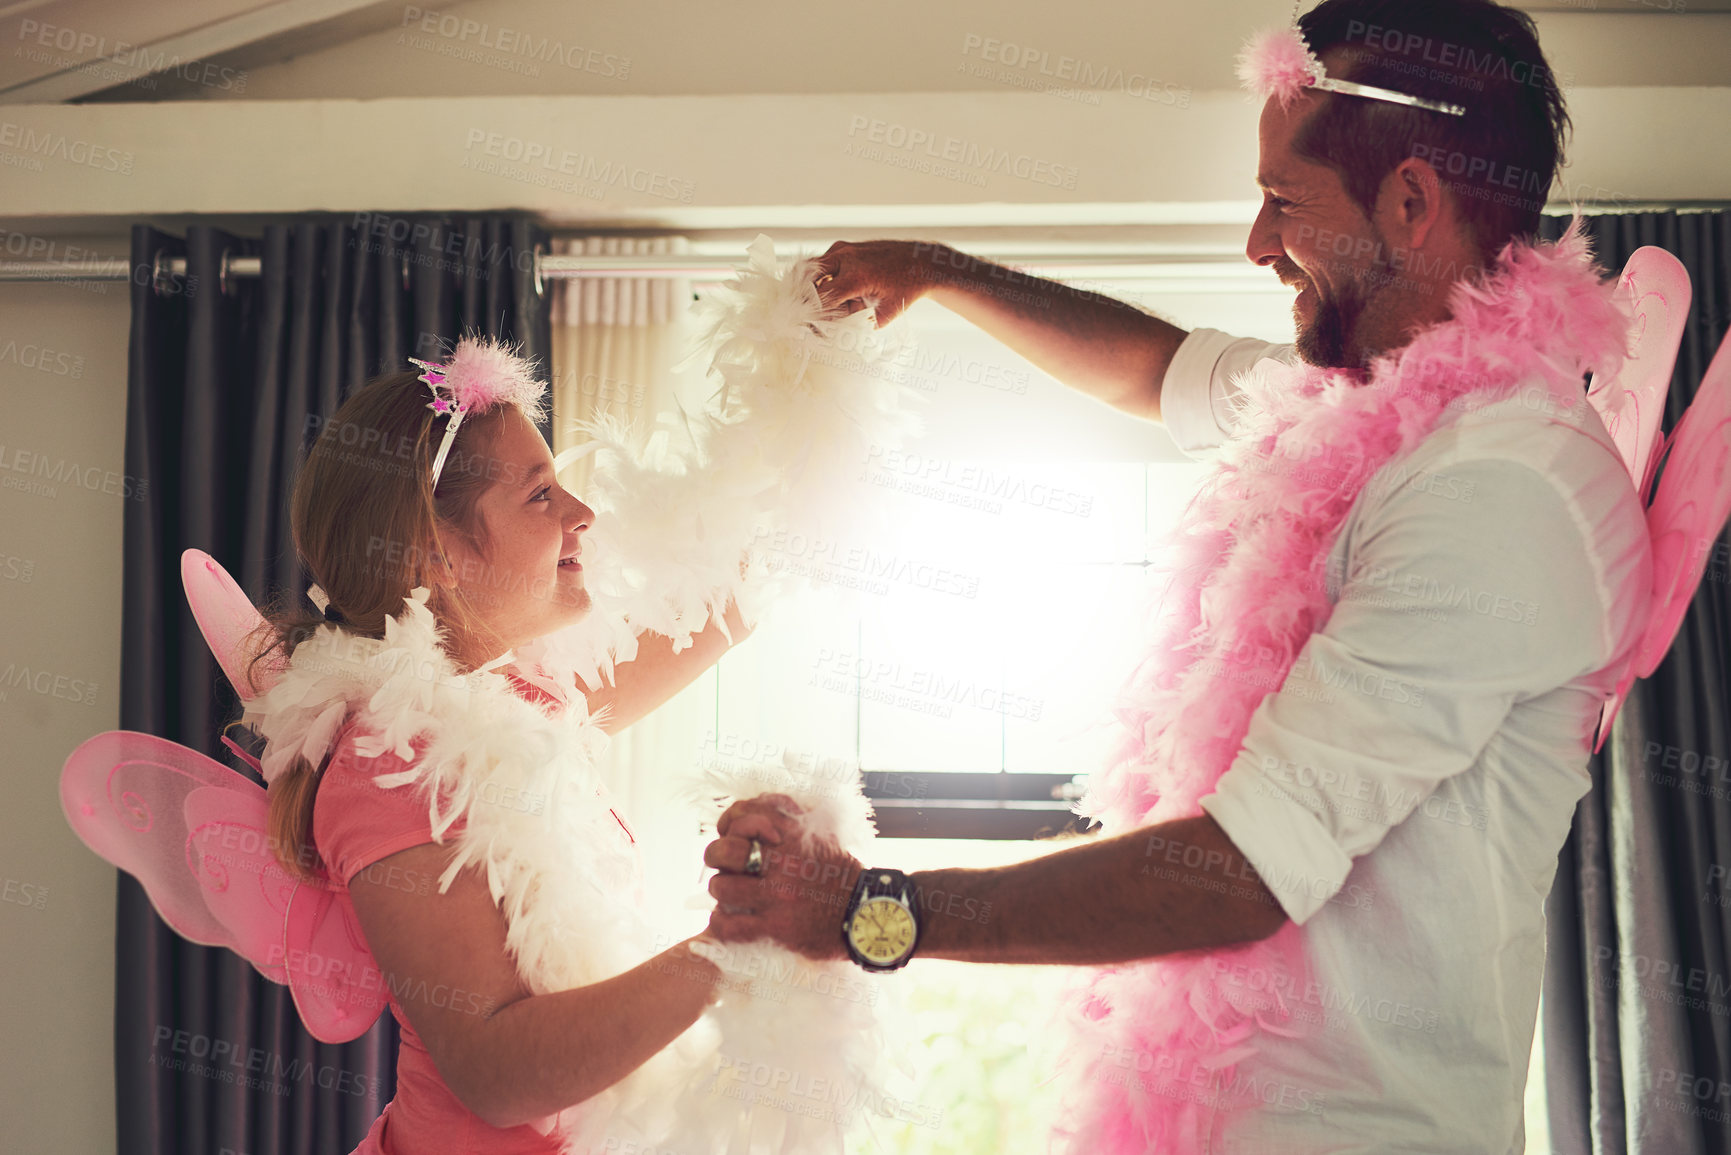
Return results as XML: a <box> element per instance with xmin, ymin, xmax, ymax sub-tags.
<box><xmin>842</xmin><ymin>868</ymin><xmax>920</xmax><ymax>972</ymax></box>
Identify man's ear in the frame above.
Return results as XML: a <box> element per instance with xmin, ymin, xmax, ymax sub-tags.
<box><xmin>1384</xmin><ymin>155</ymin><xmax>1444</xmax><ymax>250</ymax></box>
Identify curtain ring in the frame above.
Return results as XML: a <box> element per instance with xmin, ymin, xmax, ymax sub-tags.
<box><xmin>531</xmin><ymin>242</ymin><xmax>546</xmax><ymax>299</ymax></box>
<box><xmin>218</xmin><ymin>247</ymin><xmax>237</xmax><ymax>297</ymax></box>
<box><xmin>150</xmin><ymin>247</ymin><xmax>176</xmax><ymax>297</ymax></box>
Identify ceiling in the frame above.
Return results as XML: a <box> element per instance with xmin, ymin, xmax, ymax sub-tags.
<box><xmin>0</xmin><ymin>0</ymin><xmax>1725</xmax><ymax>103</ymax></box>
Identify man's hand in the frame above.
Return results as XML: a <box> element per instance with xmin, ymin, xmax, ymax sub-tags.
<box><xmin>811</xmin><ymin>240</ymin><xmax>946</xmax><ymax>327</ymax></box>
<box><xmin>812</xmin><ymin>238</ymin><xmax>1186</xmax><ymax>421</ymax></box>
<box><xmin>703</xmin><ymin>793</ymin><xmax>863</xmax><ymax>961</ymax></box>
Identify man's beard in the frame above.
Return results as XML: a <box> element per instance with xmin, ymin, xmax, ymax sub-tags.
<box><xmin>1277</xmin><ymin>257</ymin><xmax>1377</xmax><ymax>370</ymax></box>
<box><xmin>1297</xmin><ymin>279</ymin><xmax>1372</xmax><ymax>369</ymax></box>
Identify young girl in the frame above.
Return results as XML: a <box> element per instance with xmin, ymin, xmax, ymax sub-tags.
<box><xmin>68</xmin><ymin>240</ymin><xmax>907</xmax><ymax>1154</ymax></box>
<box><xmin>243</xmin><ymin>340</ymin><xmax>745</xmax><ymax>1154</ymax></box>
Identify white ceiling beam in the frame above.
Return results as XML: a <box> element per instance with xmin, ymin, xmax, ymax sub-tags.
<box><xmin>0</xmin><ymin>89</ymin><xmax>1720</xmax><ymax>224</ymax></box>
<box><xmin>0</xmin><ymin>0</ymin><xmax>394</xmax><ymax>103</ymax></box>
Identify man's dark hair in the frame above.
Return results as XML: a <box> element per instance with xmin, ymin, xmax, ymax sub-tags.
<box><xmin>1295</xmin><ymin>0</ymin><xmax>1569</xmax><ymax>259</ymax></box>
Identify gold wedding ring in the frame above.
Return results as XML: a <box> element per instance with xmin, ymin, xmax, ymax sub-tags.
<box><xmin>744</xmin><ymin>837</ymin><xmax>765</xmax><ymax>876</ymax></box>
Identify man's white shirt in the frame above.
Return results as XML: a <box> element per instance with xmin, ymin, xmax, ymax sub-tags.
<box><xmin>1156</xmin><ymin>328</ymin><xmax>1652</xmax><ymax>1153</ymax></box>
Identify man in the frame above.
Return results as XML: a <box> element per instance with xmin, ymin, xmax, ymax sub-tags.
<box><xmin>705</xmin><ymin>1</ymin><xmax>1648</xmax><ymax>1150</ymax></box>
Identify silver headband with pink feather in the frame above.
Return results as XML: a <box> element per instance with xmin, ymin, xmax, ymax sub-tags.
<box><xmin>409</xmin><ymin>337</ymin><xmax>548</xmax><ymax>488</ymax></box>
<box><xmin>1237</xmin><ymin>26</ymin><xmax>1466</xmax><ymax>117</ymax></box>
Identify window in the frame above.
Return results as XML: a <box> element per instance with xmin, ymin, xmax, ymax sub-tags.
<box><xmin>599</xmin><ymin>256</ymin><xmax>1301</xmax><ymax>1154</ymax></box>
<box><xmin>694</xmin><ymin>274</ymin><xmax>1288</xmax><ymax>841</ymax></box>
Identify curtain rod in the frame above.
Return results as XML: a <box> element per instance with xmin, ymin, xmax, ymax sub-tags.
<box><xmin>0</xmin><ymin>250</ymin><xmax>1262</xmax><ymax>287</ymax></box>
<box><xmin>0</xmin><ymin>207</ymin><xmax>1706</xmax><ymax>286</ymax></box>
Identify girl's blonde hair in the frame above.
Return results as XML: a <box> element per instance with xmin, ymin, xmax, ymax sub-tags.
<box><xmin>252</xmin><ymin>369</ymin><xmax>520</xmax><ymax>880</ymax></box>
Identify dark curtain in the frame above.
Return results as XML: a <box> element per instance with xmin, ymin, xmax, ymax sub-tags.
<box><xmin>119</xmin><ymin>214</ymin><xmax>551</xmax><ymax>1155</ymax></box>
<box><xmin>1539</xmin><ymin>211</ymin><xmax>1731</xmax><ymax>1153</ymax></box>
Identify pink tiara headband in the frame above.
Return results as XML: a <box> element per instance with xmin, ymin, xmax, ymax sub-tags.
<box><xmin>1237</xmin><ymin>25</ymin><xmax>1466</xmax><ymax>117</ymax></box>
<box><xmin>408</xmin><ymin>336</ymin><xmax>548</xmax><ymax>488</ymax></box>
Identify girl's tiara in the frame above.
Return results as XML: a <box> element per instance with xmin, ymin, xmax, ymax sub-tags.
<box><xmin>1237</xmin><ymin>25</ymin><xmax>1466</xmax><ymax>117</ymax></box>
<box><xmin>408</xmin><ymin>337</ymin><xmax>549</xmax><ymax>489</ymax></box>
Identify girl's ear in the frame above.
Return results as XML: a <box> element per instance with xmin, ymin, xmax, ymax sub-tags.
<box><xmin>421</xmin><ymin>533</ymin><xmax>461</xmax><ymax>590</ymax></box>
<box><xmin>427</xmin><ymin>556</ymin><xmax>458</xmax><ymax>589</ymax></box>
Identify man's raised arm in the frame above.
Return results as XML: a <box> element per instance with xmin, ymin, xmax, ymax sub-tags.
<box><xmin>814</xmin><ymin>241</ymin><xmax>1189</xmax><ymax>423</ymax></box>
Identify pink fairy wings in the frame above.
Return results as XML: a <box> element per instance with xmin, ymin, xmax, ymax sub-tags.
<box><xmin>1638</xmin><ymin>339</ymin><xmax>1731</xmax><ymax>672</ymax></box>
<box><xmin>1578</xmin><ymin>245</ymin><xmax>1722</xmax><ymax>753</ymax></box>
<box><xmin>1596</xmin><ymin>323</ymin><xmax>1731</xmax><ymax>749</ymax></box>
<box><xmin>182</xmin><ymin>549</ymin><xmax>281</xmax><ymax>702</ymax></box>
<box><xmin>1586</xmin><ymin>247</ymin><xmax>1690</xmax><ymax>500</ymax></box>
<box><xmin>61</xmin><ymin>730</ymin><xmax>388</xmax><ymax>1042</ymax></box>
<box><xmin>61</xmin><ymin>550</ymin><xmax>389</xmax><ymax>1041</ymax></box>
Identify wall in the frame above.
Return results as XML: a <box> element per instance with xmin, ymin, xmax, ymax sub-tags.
<box><xmin>0</xmin><ymin>254</ymin><xmax>130</xmax><ymax>1153</ymax></box>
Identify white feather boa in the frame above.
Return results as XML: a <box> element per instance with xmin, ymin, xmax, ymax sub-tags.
<box><xmin>243</xmin><ymin>235</ymin><xmax>914</xmax><ymax>1153</ymax></box>
<box><xmin>243</xmin><ymin>593</ymin><xmax>891</xmax><ymax>1152</ymax></box>
<box><xmin>526</xmin><ymin>233</ymin><xmax>921</xmax><ymax>688</ymax></box>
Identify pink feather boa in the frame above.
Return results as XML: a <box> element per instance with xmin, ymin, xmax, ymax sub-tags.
<box><xmin>1054</xmin><ymin>220</ymin><xmax>1629</xmax><ymax>1152</ymax></box>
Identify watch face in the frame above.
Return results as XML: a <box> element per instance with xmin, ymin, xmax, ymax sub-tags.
<box><xmin>848</xmin><ymin>895</ymin><xmax>916</xmax><ymax>964</ymax></box>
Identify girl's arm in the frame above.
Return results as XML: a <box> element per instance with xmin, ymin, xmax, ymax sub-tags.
<box><xmin>346</xmin><ymin>840</ymin><xmax>720</xmax><ymax>1129</ymax></box>
<box><xmin>582</xmin><ymin>600</ymin><xmax>751</xmax><ymax>734</ymax></box>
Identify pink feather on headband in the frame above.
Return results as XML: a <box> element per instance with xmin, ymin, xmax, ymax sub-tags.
<box><xmin>1236</xmin><ymin>26</ymin><xmax>1324</xmax><ymax>108</ymax></box>
<box><xmin>423</xmin><ymin>336</ymin><xmax>549</xmax><ymax>423</ymax></box>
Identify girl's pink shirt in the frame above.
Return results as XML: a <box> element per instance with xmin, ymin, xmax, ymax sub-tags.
<box><xmin>313</xmin><ymin>675</ymin><xmax>637</xmax><ymax>1155</ymax></box>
